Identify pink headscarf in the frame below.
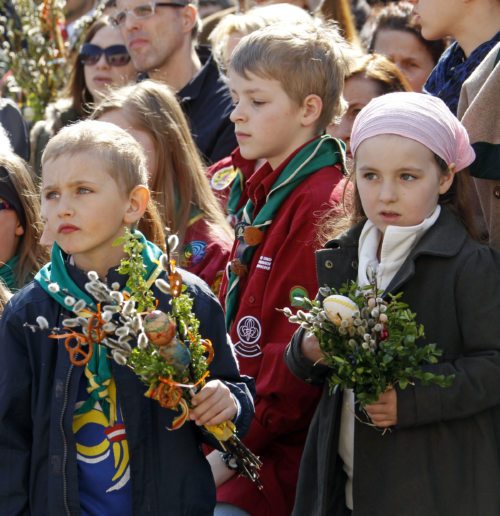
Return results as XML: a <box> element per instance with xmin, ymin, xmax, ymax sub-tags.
<box><xmin>350</xmin><ymin>92</ymin><xmax>475</xmax><ymax>171</ymax></box>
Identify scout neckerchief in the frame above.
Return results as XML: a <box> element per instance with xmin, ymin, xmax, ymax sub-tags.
<box><xmin>0</xmin><ymin>255</ymin><xmax>18</xmax><ymax>291</ymax></box>
<box><xmin>226</xmin><ymin>167</ymin><xmax>245</xmax><ymax>224</ymax></box>
<box><xmin>224</xmin><ymin>135</ymin><xmax>345</xmax><ymax>329</ymax></box>
<box><xmin>35</xmin><ymin>230</ymin><xmax>163</xmax><ymax>421</ymax></box>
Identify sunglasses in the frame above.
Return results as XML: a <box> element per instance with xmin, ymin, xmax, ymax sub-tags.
<box><xmin>79</xmin><ymin>43</ymin><xmax>131</xmax><ymax>67</ymax></box>
<box><xmin>110</xmin><ymin>1</ymin><xmax>187</xmax><ymax>27</ymax></box>
<box><xmin>0</xmin><ymin>201</ymin><xmax>12</xmax><ymax>211</ymax></box>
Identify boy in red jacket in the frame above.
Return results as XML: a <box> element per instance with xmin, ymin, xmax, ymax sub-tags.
<box><xmin>208</xmin><ymin>22</ymin><xmax>349</xmax><ymax>516</ymax></box>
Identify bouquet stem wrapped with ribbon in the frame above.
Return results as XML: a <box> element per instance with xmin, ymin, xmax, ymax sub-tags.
<box><xmin>283</xmin><ymin>280</ymin><xmax>454</xmax><ymax>411</ymax></box>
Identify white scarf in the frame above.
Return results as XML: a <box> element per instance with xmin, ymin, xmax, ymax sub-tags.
<box><xmin>339</xmin><ymin>205</ymin><xmax>441</xmax><ymax>510</ymax></box>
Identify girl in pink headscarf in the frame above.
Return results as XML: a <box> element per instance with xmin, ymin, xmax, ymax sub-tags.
<box><xmin>286</xmin><ymin>92</ymin><xmax>500</xmax><ymax>516</ymax></box>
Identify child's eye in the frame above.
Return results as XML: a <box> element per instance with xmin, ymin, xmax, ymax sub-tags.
<box><xmin>44</xmin><ymin>191</ymin><xmax>59</xmax><ymax>200</ymax></box>
<box><xmin>363</xmin><ymin>172</ymin><xmax>377</xmax><ymax>181</ymax></box>
<box><xmin>401</xmin><ymin>173</ymin><xmax>416</xmax><ymax>181</ymax></box>
<box><xmin>251</xmin><ymin>100</ymin><xmax>266</xmax><ymax>107</ymax></box>
<box><xmin>77</xmin><ymin>186</ymin><xmax>92</xmax><ymax>194</ymax></box>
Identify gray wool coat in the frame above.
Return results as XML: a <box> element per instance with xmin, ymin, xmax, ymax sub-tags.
<box><xmin>285</xmin><ymin>206</ymin><xmax>500</xmax><ymax>516</ymax></box>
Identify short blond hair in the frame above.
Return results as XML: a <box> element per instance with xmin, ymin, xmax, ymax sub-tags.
<box><xmin>209</xmin><ymin>3</ymin><xmax>313</xmax><ymax>71</ymax></box>
<box><xmin>42</xmin><ymin>120</ymin><xmax>148</xmax><ymax>193</ymax></box>
<box><xmin>41</xmin><ymin>120</ymin><xmax>165</xmax><ymax>247</ymax></box>
<box><xmin>229</xmin><ymin>21</ymin><xmax>350</xmax><ymax>132</ymax></box>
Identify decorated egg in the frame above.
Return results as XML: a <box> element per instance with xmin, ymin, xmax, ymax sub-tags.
<box><xmin>143</xmin><ymin>310</ymin><xmax>177</xmax><ymax>346</ymax></box>
<box><xmin>159</xmin><ymin>337</ymin><xmax>191</xmax><ymax>371</ymax></box>
<box><xmin>323</xmin><ymin>295</ymin><xmax>358</xmax><ymax>326</ymax></box>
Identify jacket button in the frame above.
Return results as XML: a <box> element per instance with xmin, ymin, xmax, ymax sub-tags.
<box><xmin>494</xmin><ymin>186</ymin><xmax>500</xmax><ymax>199</ymax></box>
<box><xmin>351</xmin><ymin>260</ymin><xmax>358</xmax><ymax>269</ymax></box>
<box><xmin>248</xmin><ymin>295</ymin><xmax>255</xmax><ymax>303</ymax></box>
<box><xmin>325</xmin><ymin>260</ymin><xmax>334</xmax><ymax>269</ymax></box>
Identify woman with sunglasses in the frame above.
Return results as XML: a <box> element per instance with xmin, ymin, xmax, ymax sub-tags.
<box><xmin>31</xmin><ymin>16</ymin><xmax>137</xmax><ymax>174</ymax></box>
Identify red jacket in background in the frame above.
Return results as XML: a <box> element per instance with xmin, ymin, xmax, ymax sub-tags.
<box><xmin>180</xmin><ymin>215</ymin><xmax>232</xmax><ymax>294</ymax></box>
<box><xmin>218</xmin><ymin>151</ymin><xmax>345</xmax><ymax>515</ymax></box>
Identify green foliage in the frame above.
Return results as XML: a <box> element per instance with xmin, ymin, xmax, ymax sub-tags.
<box><xmin>287</xmin><ymin>281</ymin><xmax>454</xmax><ymax>406</ymax></box>
<box><xmin>0</xmin><ymin>0</ymin><xmax>69</xmax><ymax>121</ymax></box>
<box><xmin>115</xmin><ymin>230</ymin><xmax>156</xmax><ymax>313</ymax></box>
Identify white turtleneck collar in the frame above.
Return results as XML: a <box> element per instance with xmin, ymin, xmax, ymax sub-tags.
<box><xmin>358</xmin><ymin>205</ymin><xmax>441</xmax><ymax>291</ymax></box>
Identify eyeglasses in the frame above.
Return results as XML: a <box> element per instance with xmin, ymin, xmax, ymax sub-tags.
<box><xmin>79</xmin><ymin>43</ymin><xmax>131</xmax><ymax>67</ymax></box>
<box><xmin>0</xmin><ymin>201</ymin><xmax>12</xmax><ymax>211</ymax></box>
<box><xmin>110</xmin><ymin>1</ymin><xmax>187</xmax><ymax>27</ymax></box>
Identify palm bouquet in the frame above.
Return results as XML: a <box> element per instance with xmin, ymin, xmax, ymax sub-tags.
<box><xmin>30</xmin><ymin>230</ymin><xmax>261</xmax><ymax>485</ymax></box>
<box><xmin>283</xmin><ymin>280</ymin><xmax>454</xmax><ymax>408</ymax></box>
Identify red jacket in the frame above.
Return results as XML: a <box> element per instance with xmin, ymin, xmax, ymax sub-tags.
<box><xmin>206</xmin><ymin>147</ymin><xmax>257</xmax><ymax>226</ymax></box>
<box><xmin>218</xmin><ymin>154</ymin><xmax>345</xmax><ymax>515</ymax></box>
<box><xmin>180</xmin><ymin>215</ymin><xmax>232</xmax><ymax>294</ymax></box>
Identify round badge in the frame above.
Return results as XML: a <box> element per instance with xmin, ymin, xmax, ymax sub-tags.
<box><xmin>211</xmin><ymin>166</ymin><xmax>238</xmax><ymax>191</ymax></box>
<box><xmin>243</xmin><ymin>226</ymin><xmax>264</xmax><ymax>246</ymax></box>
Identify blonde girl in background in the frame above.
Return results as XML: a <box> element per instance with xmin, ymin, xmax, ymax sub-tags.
<box><xmin>93</xmin><ymin>80</ymin><xmax>233</xmax><ymax>292</ymax></box>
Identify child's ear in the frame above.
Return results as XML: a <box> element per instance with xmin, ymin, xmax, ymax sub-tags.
<box><xmin>14</xmin><ymin>219</ymin><xmax>25</xmax><ymax>237</ymax></box>
<box><xmin>300</xmin><ymin>94</ymin><xmax>323</xmax><ymax>128</ymax></box>
<box><xmin>123</xmin><ymin>185</ymin><xmax>150</xmax><ymax>225</ymax></box>
<box><xmin>438</xmin><ymin>163</ymin><xmax>456</xmax><ymax>195</ymax></box>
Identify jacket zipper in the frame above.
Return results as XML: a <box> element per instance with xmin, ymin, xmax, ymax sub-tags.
<box><xmin>59</xmin><ymin>363</ymin><xmax>74</xmax><ymax>516</ymax></box>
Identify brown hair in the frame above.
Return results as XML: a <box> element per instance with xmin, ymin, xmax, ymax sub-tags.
<box><xmin>318</xmin><ymin>0</ymin><xmax>360</xmax><ymax>47</ymax></box>
<box><xmin>320</xmin><ymin>155</ymin><xmax>477</xmax><ymax>243</ymax></box>
<box><xmin>92</xmin><ymin>80</ymin><xmax>232</xmax><ymax>246</ymax></box>
<box><xmin>64</xmin><ymin>16</ymin><xmax>111</xmax><ymax>117</ymax></box>
<box><xmin>348</xmin><ymin>53</ymin><xmax>412</xmax><ymax>94</ymax></box>
<box><xmin>368</xmin><ymin>2</ymin><xmax>447</xmax><ymax>65</ymax></box>
<box><xmin>229</xmin><ymin>21</ymin><xmax>350</xmax><ymax>131</ymax></box>
<box><xmin>0</xmin><ymin>152</ymin><xmax>49</xmax><ymax>287</ymax></box>
<box><xmin>42</xmin><ymin>120</ymin><xmax>165</xmax><ymax>248</ymax></box>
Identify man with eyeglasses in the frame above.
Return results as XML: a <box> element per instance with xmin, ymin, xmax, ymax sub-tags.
<box><xmin>111</xmin><ymin>0</ymin><xmax>237</xmax><ymax>163</ymax></box>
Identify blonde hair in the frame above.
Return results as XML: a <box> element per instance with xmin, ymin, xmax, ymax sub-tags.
<box><xmin>229</xmin><ymin>21</ymin><xmax>350</xmax><ymax>131</ymax></box>
<box><xmin>92</xmin><ymin>80</ymin><xmax>232</xmax><ymax>246</ymax></box>
<box><xmin>42</xmin><ymin>120</ymin><xmax>165</xmax><ymax>248</ymax></box>
<box><xmin>209</xmin><ymin>3</ymin><xmax>313</xmax><ymax>71</ymax></box>
<box><xmin>0</xmin><ymin>279</ymin><xmax>11</xmax><ymax>315</ymax></box>
<box><xmin>0</xmin><ymin>152</ymin><xmax>48</xmax><ymax>288</ymax></box>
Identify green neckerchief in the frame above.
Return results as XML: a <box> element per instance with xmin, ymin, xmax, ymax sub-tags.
<box><xmin>225</xmin><ymin>135</ymin><xmax>345</xmax><ymax>328</ymax></box>
<box><xmin>35</xmin><ymin>230</ymin><xmax>163</xmax><ymax>420</ymax></box>
<box><xmin>0</xmin><ymin>255</ymin><xmax>18</xmax><ymax>291</ymax></box>
<box><xmin>226</xmin><ymin>167</ymin><xmax>245</xmax><ymax>222</ymax></box>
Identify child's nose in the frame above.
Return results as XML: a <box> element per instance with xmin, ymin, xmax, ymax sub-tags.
<box><xmin>230</xmin><ymin>103</ymin><xmax>245</xmax><ymax>123</ymax></box>
<box><xmin>57</xmin><ymin>197</ymin><xmax>74</xmax><ymax>217</ymax></box>
<box><xmin>379</xmin><ymin>181</ymin><xmax>397</xmax><ymax>202</ymax></box>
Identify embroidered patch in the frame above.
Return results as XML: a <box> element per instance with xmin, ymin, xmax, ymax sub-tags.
<box><xmin>234</xmin><ymin>316</ymin><xmax>262</xmax><ymax>358</ymax></box>
<box><xmin>256</xmin><ymin>256</ymin><xmax>272</xmax><ymax>271</ymax></box>
<box><xmin>181</xmin><ymin>240</ymin><xmax>207</xmax><ymax>267</ymax></box>
<box><xmin>210</xmin><ymin>166</ymin><xmax>238</xmax><ymax>191</ymax></box>
<box><xmin>290</xmin><ymin>286</ymin><xmax>309</xmax><ymax>307</ymax></box>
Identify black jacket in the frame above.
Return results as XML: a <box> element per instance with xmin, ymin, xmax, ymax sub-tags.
<box><xmin>285</xmin><ymin>207</ymin><xmax>500</xmax><ymax>515</ymax></box>
<box><xmin>0</xmin><ymin>265</ymin><xmax>254</xmax><ymax>515</ymax></box>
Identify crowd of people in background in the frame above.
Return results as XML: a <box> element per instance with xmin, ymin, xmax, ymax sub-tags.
<box><xmin>0</xmin><ymin>0</ymin><xmax>499</xmax><ymax>514</ymax></box>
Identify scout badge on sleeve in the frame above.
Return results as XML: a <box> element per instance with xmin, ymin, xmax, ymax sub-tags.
<box><xmin>28</xmin><ymin>229</ymin><xmax>262</xmax><ymax>487</ymax></box>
